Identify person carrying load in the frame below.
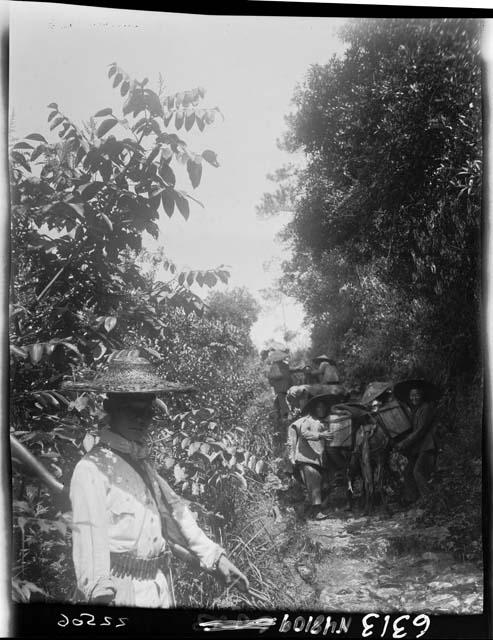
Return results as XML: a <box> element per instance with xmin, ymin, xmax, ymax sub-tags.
<box><xmin>266</xmin><ymin>349</ymin><xmax>293</xmax><ymax>434</ymax></box>
<box><xmin>312</xmin><ymin>354</ymin><xmax>340</xmax><ymax>387</ymax></box>
<box><xmin>393</xmin><ymin>378</ymin><xmax>440</xmax><ymax>503</ymax></box>
<box><xmin>286</xmin><ymin>393</ymin><xmax>346</xmax><ymax>519</ymax></box>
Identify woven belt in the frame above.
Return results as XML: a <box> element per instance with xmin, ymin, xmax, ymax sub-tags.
<box><xmin>110</xmin><ymin>551</ymin><xmax>171</xmax><ymax>581</ymax></box>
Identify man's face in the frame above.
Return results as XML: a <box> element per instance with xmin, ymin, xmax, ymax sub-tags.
<box><xmin>314</xmin><ymin>402</ymin><xmax>328</xmax><ymax>419</ymax></box>
<box><xmin>409</xmin><ymin>388</ymin><xmax>423</xmax><ymax>408</ymax></box>
<box><xmin>371</xmin><ymin>399</ymin><xmax>382</xmax><ymax>413</ymax></box>
<box><xmin>110</xmin><ymin>396</ymin><xmax>155</xmax><ymax>442</ymax></box>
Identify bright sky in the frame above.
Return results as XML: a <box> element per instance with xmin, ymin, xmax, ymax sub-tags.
<box><xmin>9</xmin><ymin>2</ymin><xmax>347</xmax><ymax>349</ymax></box>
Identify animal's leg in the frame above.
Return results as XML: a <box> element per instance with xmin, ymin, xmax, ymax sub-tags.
<box><xmin>345</xmin><ymin>453</ymin><xmax>359</xmax><ymax>511</ymax></box>
<box><xmin>402</xmin><ymin>454</ymin><xmax>419</xmax><ymax>504</ymax></box>
<box><xmin>377</xmin><ymin>459</ymin><xmax>392</xmax><ymax>516</ymax></box>
<box><xmin>361</xmin><ymin>434</ymin><xmax>373</xmax><ymax>516</ymax></box>
<box><xmin>413</xmin><ymin>450</ymin><xmax>436</xmax><ymax>498</ymax></box>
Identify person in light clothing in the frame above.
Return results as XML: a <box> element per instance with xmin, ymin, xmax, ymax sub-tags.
<box><xmin>313</xmin><ymin>354</ymin><xmax>340</xmax><ymax>386</ymax></box>
<box><xmin>65</xmin><ymin>349</ymin><xmax>248</xmax><ymax>606</ymax></box>
<box><xmin>287</xmin><ymin>394</ymin><xmax>336</xmax><ymax>520</ymax></box>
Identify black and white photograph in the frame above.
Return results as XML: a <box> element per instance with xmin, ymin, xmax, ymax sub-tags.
<box><xmin>6</xmin><ymin>2</ymin><xmax>489</xmax><ymax>637</ymax></box>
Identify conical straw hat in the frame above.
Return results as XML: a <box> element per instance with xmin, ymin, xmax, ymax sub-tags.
<box><xmin>360</xmin><ymin>381</ymin><xmax>392</xmax><ymax>405</ymax></box>
<box><xmin>61</xmin><ymin>349</ymin><xmax>195</xmax><ymax>395</ymax></box>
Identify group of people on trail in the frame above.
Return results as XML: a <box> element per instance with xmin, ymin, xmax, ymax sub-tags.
<box><xmin>265</xmin><ymin>350</ymin><xmax>439</xmax><ymax>520</ymax></box>
<box><xmin>265</xmin><ymin>351</ymin><xmax>344</xmax><ymax>435</ymax></box>
<box><xmin>19</xmin><ymin>340</ymin><xmax>439</xmax><ymax>608</ymax></box>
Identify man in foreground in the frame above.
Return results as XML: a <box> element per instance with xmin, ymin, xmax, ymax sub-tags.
<box><xmin>64</xmin><ymin>349</ymin><xmax>248</xmax><ymax>606</ymax></box>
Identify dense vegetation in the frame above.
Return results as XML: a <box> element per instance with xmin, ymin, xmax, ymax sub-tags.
<box><xmin>258</xmin><ymin>18</ymin><xmax>483</xmax><ymax>558</ymax></box>
<box><xmin>9</xmin><ymin>65</ymin><xmax>270</xmax><ymax>604</ymax></box>
<box><xmin>10</xmin><ymin>17</ymin><xmax>484</xmax><ymax>610</ymax></box>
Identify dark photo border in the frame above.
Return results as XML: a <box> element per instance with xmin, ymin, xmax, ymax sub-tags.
<box><xmin>4</xmin><ymin>2</ymin><xmax>492</xmax><ymax>638</ymax></box>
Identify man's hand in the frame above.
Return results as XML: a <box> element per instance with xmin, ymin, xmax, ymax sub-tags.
<box><xmin>215</xmin><ymin>555</ymin><xmax>249</xmax><ymax>592</ymax></box>
<box><xmin>395</xmin><ymin>439</ymin><xmax>409</xmax><ymax>453</ymax></box>
<box><xmin>92</xmin><ymin>594</ymin><xmax>114</xmax><ymax>605</ymax></box>
<box><xmin>320</xmin><ymin>430</ymin><xmax>334</xmax><ymax>442</ymax></box>
<box><xmin>91</xmin><ymin>590</ymin><xmax>115</xmax><ymax>605</ymax></box>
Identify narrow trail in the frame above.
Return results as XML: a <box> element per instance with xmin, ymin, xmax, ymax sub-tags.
<box><xmin>259</xmin><ymin>493</ymin><xmax>483</xmax><ymax>614</ymax></box>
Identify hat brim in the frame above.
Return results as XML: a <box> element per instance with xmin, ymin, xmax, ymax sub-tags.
<box><xmin>301</xmin><ymin>393</ymin><xmax>347</xmax><ymax>416</ymax></box>
<box><xmin>61</xmin><ymin>380</ymin><xmax>196</xmax><ymax>394</ymax></box>
<box><xmin>393</xmin><ymin>379</ymin><xmax>440</xmax><ymax>403</ymax></box>
<box><xmin>360</xmin><ymin>381</ymin><xmax>392</xmax><ymax>405</ymax></box>
<box><xmin>332</xmin><ymin>402</ymin><xmax>371</xmax><ymax>419</ymax></box>
<box><xmin>268</xmin><ymin>350</ymin><xmax>289</xmax><ymax>362</ymax></box>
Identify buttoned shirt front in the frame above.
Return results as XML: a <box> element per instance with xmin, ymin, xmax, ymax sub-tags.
<box><xmin>70</xmin><ymin>444</ymin><xmax>224</xmax><ymax>607</ymax></box>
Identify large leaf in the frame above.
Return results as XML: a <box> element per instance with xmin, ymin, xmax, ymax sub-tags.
<box><xmin>216</xmin><ymin>269</ymin><xmax>230</xmax><ymax>284</ymax></box>
<box><xmin>174</xmin><ymin>191</ymin><xmax>190</xmax><ymax>220</ymax></box>
<box><xmin>202</xmin><ymin>149</ymin><xmax>219</xmax><ymax>167</ymax></box>
<box><xmin>75</xmin><ymin>147</ymin><xmax>86</xmax><ymax>166</ymax></box>
<box><xmin>13</xmin><ymin>142</ymin><xmax>33</xmax><ymax>150</ymax></box>
<box><xmin>187</xmin><ymin>160</ymin><xmax>202</xmax><ymax>189</ymax></box>
<box><xmin>83</xmin><ymin>433</ymin><xmax>97</xmax><ymax>453</ymax></box>
<box><xmin>146</xmin><ymin>146</ymin><xmax>160</xmax><ymax>165</ymax></box>
<box><xmin>185</xmin><ymin>112</ymin><xmax>195</xmax><ymax>132</ymax></box>
<box><xmin>81</xmin><ymin>181</ymin><xmax>105</xmax><ymax>201</ymax></box>
<box><xmin>28</xmin><ymin>344</ymin><xmax>44</xmax><ymax>364</ymax></box>
<box><xmin>203</xmin><ymin>272</ymin><xmax>218</xmax><ymax>287</ymax></box>
<box><xmin>104</xmin><ymin>316</ymin><xmax>117</xmax><ymax>332</ymax></box>
<box><xmin>97</xmin><ymin>118</ymin><xmax>118</xmax><ymax>138</ymax></box>
<box><xmin>120</xmin><ymin>80</ymin><xmax>130</xmax><ymax>97</ymax></box>
<box><xmin>174</xmin><ymin>464</ymin><xmax>187</xmax><ymax>483</ymax></box>
<box><xmin>159</xmin><ymin>160</ymin><xmax>176</xmax><ymax>187</ymax></box>
<box><xmin>175</xmin><ymin>111</ymin><xmax>184</xmax><ymax>130</ymax></box>
<box><xmin>162</xmin><ymin>189</ymin><xmax>175</xmax><ymax>217</ymax></box>
<box><xmin>94</xmin><ymin>107</ymin><xmax>113</xmax><ymax>117</ymax></box>
<box><xmin>146</xmin><ymin>221</ymin><xmax>159</xmax><ymax>238</ymax></box>
<box><xmin>101</xmin><ymin>213</ymin><xmax>113</xmax><ymax>231</ymax></box>
<box><xmin>49</xmin><ymin>117</ymin><xmax>64</xmax><ymax>131</ymax></box>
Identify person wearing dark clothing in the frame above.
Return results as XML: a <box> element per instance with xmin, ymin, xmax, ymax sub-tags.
<box><xmin>395</xmin><ymin>384</ymin><xmax>437</xmax><ymax>501</ymax></box>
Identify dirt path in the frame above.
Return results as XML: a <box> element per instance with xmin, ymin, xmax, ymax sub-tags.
<box><xmin>261</xmin><ymin>501</ymin><xmax>483</xmax><ymax>614</ymax></box>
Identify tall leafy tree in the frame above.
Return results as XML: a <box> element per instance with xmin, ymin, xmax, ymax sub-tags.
<box><xmin>206</xmin><ymin>286</ymin><xmax>261</xmax><ymax>351</ymax></box>
<box><xmin>260</xmin><ymin>18</ymin><xmax>482</xmax><ymax>384</ymax></box>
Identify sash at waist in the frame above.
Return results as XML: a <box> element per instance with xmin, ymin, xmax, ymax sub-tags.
<box><xmin>110</xmin><ymin>551</ymin><xmax>171</xmax><ymax>580</ymax></box>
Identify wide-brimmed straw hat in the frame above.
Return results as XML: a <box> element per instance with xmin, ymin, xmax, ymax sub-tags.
<box><xmin>393</xmin><ymin>378</ymin><xmax>439</xmax><ymax>403</ymax></box>
<box><xmin>265</xmin><ymin>340</ymin><xmax>288</xmax><ymax>352</ymax></box>
<box><xmin>360</xmin><ymin>381</ymin><xmax>392</xmax><ymax>406</ymax></box>
<box><xmin>268</xmin><ymin>350</ymin><xmax>289</xmax><ymax>363</ymax></box>
<box><xmin>61</xmin><ymin>349</ymin><xmax>195</xmax><ymax>395</ymax></box>
<box><xmin>301</xmin><ymin>393</ymin><xmax>346</xmax><ymax>416</ymax></box>
<box><xmin>313</xmin><ymin>354</ymin><xmax>332</xmax><ymax>362</ymax></box>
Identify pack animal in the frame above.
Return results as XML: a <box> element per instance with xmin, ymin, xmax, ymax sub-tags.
<box><xmin>347</xmin><ymin>419</ymin><xmax>393</xmax><ymax>515</ymax></box>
